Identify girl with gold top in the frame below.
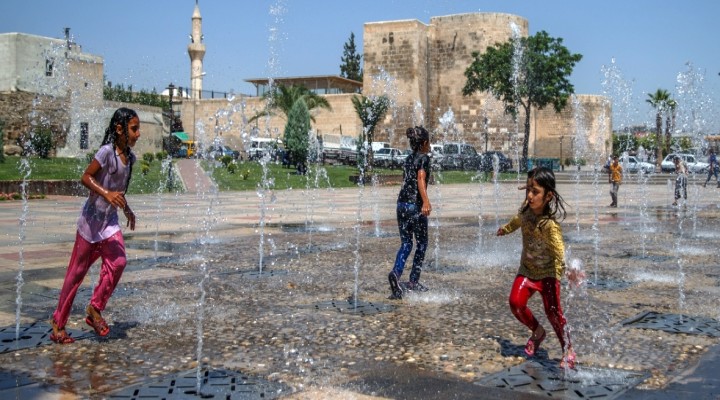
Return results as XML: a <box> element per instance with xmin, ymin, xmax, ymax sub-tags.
<box><xmin>496</xmin><ymin>167</ymin><xmax>582</xmax><ymax>368</ymax></box>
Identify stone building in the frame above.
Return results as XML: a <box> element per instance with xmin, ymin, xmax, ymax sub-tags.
<box><xmin>362</xmin><ymin>12</ymin><xmax>611</xmax><ymax>163</ymax></box>
<box><xmin>0</xmin><ymin>32</ymin><xmax>166</xmax><ymax>158</ymax></box>
<box><xmin>181</xmin><ymin>11</ymin><xmax>610</xmax><ymax>164</ymax></box>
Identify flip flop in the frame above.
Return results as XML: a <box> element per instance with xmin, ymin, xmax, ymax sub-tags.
<box><xmin>49</xmin><ymin>331</ymin><xmax>75</xmax><ymax>344</ymax></box>
<box><xmin>524</xmin><ymin>328</ymin><xmax>546</xmax><ymax>357</ymax></box>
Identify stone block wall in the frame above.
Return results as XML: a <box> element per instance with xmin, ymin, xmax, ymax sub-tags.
<box><xmin>0</xmin><ymin>91</ymin><xmax>70</xmax><ymax>157</ymax></box>
<box><xmin>532</xmin><ymin>95</ymin><xmax>612</xmax><ymax>164</ymax></box>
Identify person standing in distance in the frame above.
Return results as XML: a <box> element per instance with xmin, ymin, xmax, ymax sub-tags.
<box><xmin>608</xmin><ymin>155</ymin><xmax>622</xmax><ymax>207</ymax></box>
<box><xmin>703</xmin><ymin>149</ymin><xmax>719</xmax><ymax>188</ymax></box>
<box><xmin>388</xmin><ymin>126</ymin><xmax>432</xmax><ymax>299</ymax></box>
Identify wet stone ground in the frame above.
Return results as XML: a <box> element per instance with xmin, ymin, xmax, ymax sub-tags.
<box><xmin>1</xmin><ymin>188</ymin><xmax>719</xmax><ymax>398</ymax></box>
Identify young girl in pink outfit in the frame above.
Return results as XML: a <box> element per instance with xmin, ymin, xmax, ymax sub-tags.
<box><xmin>497</xmin><ymin>167</ymin><xmax>582</xmax><ymax>368</ymax></box>
<box><xmin>50</xmin><ymin>107</ymin><xmax>140</xmax><ymax>344</ymax></box>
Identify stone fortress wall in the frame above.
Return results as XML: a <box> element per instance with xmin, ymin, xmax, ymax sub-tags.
<box><xmin>362</xmin><ymin>12</ymin><xmax>611</xmax><ymax>160</ymax></box>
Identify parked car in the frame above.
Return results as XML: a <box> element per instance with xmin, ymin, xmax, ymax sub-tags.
<box><xmin>619</xmin><ymin>155</ymin><xmax>654</xmax><ymax>174</ymax></box>
<box><xmin>373</xmin><ymin>147</ymin><xmax>406</xmax><ymax>169</ymax></box>
<box><xmin>440</xmin><ymin>142</ymin><xmax>481</xmax><ymax>170</ymax></box>
<box><xmin>247</xmin><ymin>137</ymin><xmax>282</xmax><ymax>161</ymax></box>
<box><xmin>479</xmin><ymin>151</ymin><xmax>513</xmax><ymax>172</ymax></box>
<box><xmin>206</xmin><ymin>145</ymin><xmax>240</xmax><ymax>160</ymax></box>
<box><xmin>430</xmin><ymin>144</ymin><xmax>443</xmax><ymax>165</ymax></box>
<box><xmin>660</xmin><ymin>153</ymin><xmax>709</xmax><ymax>173</ymax></box>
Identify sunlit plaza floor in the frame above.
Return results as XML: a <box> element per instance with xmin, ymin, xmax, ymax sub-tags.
<box><xmin>0</xmin><ymin>173</ymin><xmax>719</xmax><ymax>399</ymax></box>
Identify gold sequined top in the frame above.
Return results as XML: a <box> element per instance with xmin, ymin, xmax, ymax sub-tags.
<box><xmin>609</xmin><ymin>163</ymin><xmax>623</xmax><ymax>183</ymax></box>
<box><xmin>499</xmin><ymin>209</ymin><xmax>565</xmax><ymax>280</ymax></box>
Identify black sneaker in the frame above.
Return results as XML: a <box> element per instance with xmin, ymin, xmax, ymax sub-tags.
<box><xmin>403</xmin><ymin>281</ymin><xmax>429</xmax><ymax>292</ymax></box>
<box><xmin>388</xmin><ymin>272</ymin><xmax>402</xmax><ymax>300</ymax></box>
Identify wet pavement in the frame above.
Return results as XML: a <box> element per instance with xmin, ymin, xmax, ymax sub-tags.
<box><xmin>0</xmin><ymin>171</ymin><xmax>719</xmax><ymax>399</ymax></box>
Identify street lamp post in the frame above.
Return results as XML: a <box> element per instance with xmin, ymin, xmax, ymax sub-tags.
<box><xmin>166</xmin><ymin>83</ymin><xmax>176</xmax><ymax>191</ymax></box>
<box><xmin>560</xmin><ymin>135</ymin><xmax>564</xmax><ymax>171</ymax></box>
<box><xmin>483</xmin><ymin>117</ymin><xmax>490</xmax><ymax>152</ymax></box>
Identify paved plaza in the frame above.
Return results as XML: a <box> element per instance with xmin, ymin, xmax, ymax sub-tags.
<box><xmin>0</xmin><ymin>171</ymin><xmax>719</xmax><ymax>399</ymax></box>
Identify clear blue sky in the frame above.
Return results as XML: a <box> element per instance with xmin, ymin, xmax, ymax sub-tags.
<box><xmin>4</xmin><ymin>0</ymin><xmax>719</xmax><ymax>132</ymax></box>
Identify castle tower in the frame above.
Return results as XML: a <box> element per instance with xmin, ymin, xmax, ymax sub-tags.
<box><xmin>188</xmin><ymin>0</ymin><xmax>205</xmax><ymax>99</ymax></box>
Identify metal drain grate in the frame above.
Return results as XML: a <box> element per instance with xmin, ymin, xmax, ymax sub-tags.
<box><xmin>312</xmin><ymin>299</ymin><xmax>396</xmax><ymax>316</ymax></box>
<box><xmin>0</xmin><ymin>322</ymin><xmax>91</xmax><ymax>353</ymax></box>
<box><xmin>621</xmin><ymin>311</ymin><xmax>720</xmax><ymax>337</ymax></box>
<box><xmin>476</xmin><ymin>360</ymin><xmax>647</xmax><ymax>399</ymax></box>
<box><xmin>106</xmin><ymin>368</ymin><xmax>288</xmax><ymax>399</ymax></box>
<box><xmin>0</xmin><ymin>370</ymin><xmax>35</xmax><ymax>390</ymax></box>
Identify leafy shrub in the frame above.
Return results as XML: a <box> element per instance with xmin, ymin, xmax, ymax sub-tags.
<box><xmin>227</xmin><ymin>163</ymin><xmax>237</xmax><ymax>174</ymax></box>
<box><xmin>143</xmin><ymin>153</ymin><xmax>155</xmax><ymax>163</ymax></box>
<box><xmin>30</xmin><ymin>127</ymin><xmax>54</xmax><ymax>158</ymax></box>
<box><xmin>221</xmin><ymin>155</ymin><xmax>233</xmax><ymax>168</ymax></box>
<box><xmin>156</xmin><ymin>151</ymin><xmax>167</xmax><ymax>160</ymax></box>
<box><xmin>85</xmin><ymin>150</ymin><xmax>98</xmax><ymax>163</ymax></box>
<box><xmin>140</xmin><ymin>160</ymin><xmax>151</xmax><ymax>175</ymax></box>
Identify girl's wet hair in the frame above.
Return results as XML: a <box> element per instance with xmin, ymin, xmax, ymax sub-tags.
<box><xmin>522</xmin><ymin>167</ymin><xmax>567</xmax><ymax>221</ymax></box>
<box><xmin>100</xmin><ymin>107</ymin><xmax>138</xmax><ymax>193</ymax></box>
<box><xmin>406</xmin><ymin>126</ymin><xmax>429</xmax><ymax>151</ymax></box>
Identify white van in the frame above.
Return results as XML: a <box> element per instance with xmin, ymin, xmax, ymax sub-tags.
<box><xmin>247</xmin><ymin>137</ymin><xmax>282</xmax><ymax>160</ymax></box>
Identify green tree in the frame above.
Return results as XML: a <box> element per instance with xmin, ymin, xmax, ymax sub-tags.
<box><xmin>351</xmin><ymin>94</ymin><xmax>389</xmax><ymax>171</ymax></box>
<box><xmin>463</xmin><ymin>31</ymin><xmax>582</xmax><ymax>171</ymax></box>
<box><xmin>646</xmin><ymin>89</ymin><xmax>673</xmax><ymax>167</ymax></box>
<box><xmin>284</xmin><ymin>99</ymin><xmax>311</xmax><ymax>173</ymax></box>
<box><xmin>340</xmin><ymin>32</ymin><xmax>363</xmax><ymax>83</ymax></box>
<box><xmin>103</xmin><ymin>81</ymin><xmax>168</xmax><ymax>108</ymax></box>
<box><xmin>611</xmin><ymin>133</ymin><xmax>639</xmax><ymax>157</ymax></box>
<box><xmin>249</xmin><ymin>84</ymin><xmax>332</xmax><ymax>124</ymax></box>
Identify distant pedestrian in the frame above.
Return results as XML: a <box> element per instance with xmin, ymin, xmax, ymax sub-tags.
<box><xmin>388</xmin><ymin>126</ymin><xmax>432</xmax><ymax>300</ymax></box>
<box><xmin>673</xmin><ymin>156</ymin><xmax>688</xmax><ymax>206</ymax></box>
<box><xmin>50</xmin><ymin>107</ymin><xmax>140</xmax><ymax>344</ymax></box>
<box><xmin>496</xmin><ymin>167</ymin><xmax>583</xmax><ymax>369</ymax></box>
<box><xmin>703</xmin><ymin>149</ymin><xmax>719</xmax><ymax>188</ymax></box>
<box><xmin>608</xmin><ymin>155</ymin><xmax>622</xmax><ymax>207</ymax></box>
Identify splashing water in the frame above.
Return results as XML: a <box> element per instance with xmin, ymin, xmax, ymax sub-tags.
<box><xmin>153</xmin><ymin>156</ymin><xmax>173</xmax><ymax>260</ymax></box>
<box><xmin>15</xmin><ymin>157</ymin><xmax>31</xmax><ymax>341</ymax></box>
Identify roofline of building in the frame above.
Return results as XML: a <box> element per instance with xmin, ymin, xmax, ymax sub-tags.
<box><xmin>244</xmin><ymin>75</ymin><xmax>362</xmax><ymax>87</ymax></box>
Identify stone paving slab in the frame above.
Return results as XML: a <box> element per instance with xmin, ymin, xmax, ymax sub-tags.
<box><xmin>0</xmin><ymin>181</ymin><xmax>718</xmax><ymax>399</ymax></box>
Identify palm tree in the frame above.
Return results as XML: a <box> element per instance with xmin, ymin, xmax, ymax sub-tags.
<box><xmin>665</xmin><ymin>98</ymin><xmax>677</xmax><ymax>155</ymax></box>
<box><xmin>646</xmin><ymin>89</ymin><xmax>672</xmax><ymax>168</ymax></box>
<box><xmin>248</xmin><ymin>84</ymin><xmax>332</xmax><ymax>124</ymax></box>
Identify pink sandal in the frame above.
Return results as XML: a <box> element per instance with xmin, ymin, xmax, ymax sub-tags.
<box><xmin>561</xmin><ymin>349</ymin><xmax>577</xmax><ymax>369</ymax></box>
<box><xmin>85</xmin><ymin>306</ymin><xmax>110</xmax><ymax>337</ymax></box>
<box><xmin>49</xmin><ymin>319</ymin><xmax>75</xmax><ymax>344</ymax></box>
<box><xmin>524</xmin><ymin>327</ymin><xmax>546</xmax><ymax>357</ymax></box>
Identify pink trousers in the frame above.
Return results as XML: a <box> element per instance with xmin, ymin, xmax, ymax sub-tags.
<box><xmin>508</xmin><ymin>275</ymin><xmax>569</xmax><ymax>350</ymax></box>
<box><xmin>52</xmin><ymin>231</ymin><xmax>126</xmax><ymax>328</ymax></box>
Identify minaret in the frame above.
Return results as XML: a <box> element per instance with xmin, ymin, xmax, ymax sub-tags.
<box><xmin>188</xmin><ymin>0</ymin><xmax>205</xmax><ymax>99</ymax></box>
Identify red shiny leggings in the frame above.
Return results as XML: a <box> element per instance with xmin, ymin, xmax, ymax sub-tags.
<box><xmin>508</xmin><ymin>275</ymin><xmax>569</xmax><ymax>349</ymax></box>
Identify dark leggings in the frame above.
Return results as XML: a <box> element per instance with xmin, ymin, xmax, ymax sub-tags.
<box><xmin>508</xmin><ymin>275</ymin><xmax>569</xmax><ymax>350</ymax></box>
<box><xmin>391</xmin><ymin>202</ymin><xmax>428</xmax><ymax>283</ymax></box>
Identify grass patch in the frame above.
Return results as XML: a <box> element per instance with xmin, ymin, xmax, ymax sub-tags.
<box><xmin>0</xmin><ymin>156</ymin><xmax>87</xmax><ymax>180</ymax></box>
<box><xmin>0</xmin><ymin>156</ymin><xmax>521</xmax><ymax>193</ymax></box>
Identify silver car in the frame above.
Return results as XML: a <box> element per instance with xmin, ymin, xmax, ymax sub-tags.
<box><xmin>660</xmin><ymin>153</ymin><xmax>709</xmax><ymax>173</ymax></box>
